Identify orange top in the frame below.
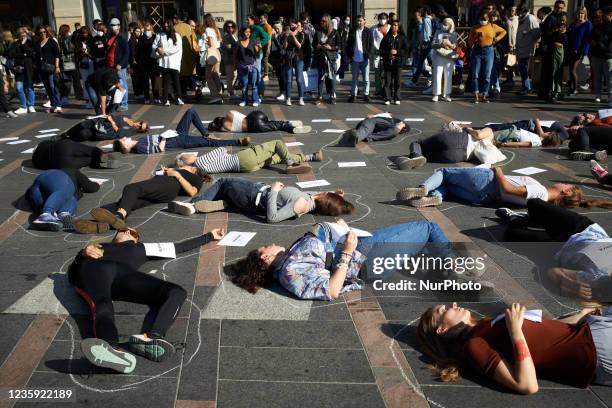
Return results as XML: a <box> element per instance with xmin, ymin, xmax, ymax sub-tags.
<box><xmin>468</xmin><ymin>23</ymin><xmax>507</xmax><ymax>47</ymax></box>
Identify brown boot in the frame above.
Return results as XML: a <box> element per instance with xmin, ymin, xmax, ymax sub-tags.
<box><xmin>74</xmin><ymin>219</ymin><xmax>110</xmax><ymax>234</ymax></box>
<box><xmin>90</xmin><ymin>208</ymin><xmax>126</xmax><ymax>230</ymax></box>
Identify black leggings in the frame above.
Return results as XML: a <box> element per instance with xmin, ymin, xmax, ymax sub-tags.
<box><xmin>505</xmin><ymin>198</ymin><xmax>594</xmax><ymax>242</ymax></box>
<box><xmin>117</xmin><ymin>176</ymin><xmax>179</xmax><ymax>216</ymax></box>
<box><xmin>162</xmin><ymin>68</ymin><xmax>181</xmax><ymax>102</ymax></box>
<box><xmin>141</xmin><ymin>68</ymin><xmax>161</xmax><ymax>100</ymax></box>
<box><xmin>73</xmin><ymin>260</ymin><xmax>186</xmax><ymax>344</ymax></box>
<box><xmin>384</xmin><ymin>66</ymin><xmax>401</xmax><ymax>101</ymax></box>
<box><xmin>409</xmin><ymin>132</ymin><xmax>469</xmax><ymax>163</ymax></box>
<box><xmin>246</xmin><ymin>110</ymin><xmax>292</xmax><ymax>133</ymax></box>
<box><xmin>568</xmin><ymin>127</ymin><xmax>612</xmax><ymax>153</ymax></box>
<box><xmin>32</xmin><ymin>139</ymin><xmax>104</xmax><ymax>170</ymax></box>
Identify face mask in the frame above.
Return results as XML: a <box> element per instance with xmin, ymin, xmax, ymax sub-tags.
<box><xmin>442</xmin><ymin>24</ymin><xmax>449</xmax><ymax>31</ymax></box>
<box><xmin>480</xmin><ymin>20</ymin><xmax>488</xmax><ymax>25</ymax></box>
<box><xmin>144</xmin><ymin>31</ymin><xmax>152</xmax><ymax>38</ymax></box>
<box><xmin>344</xmin><ymin>19</ymin><xmax>350</xmax><ymax>25</ymax></box>
<box><xmin>379</xmin><ymin>19</ymin><xmax>387</xmax><ymax>25</ymax></box>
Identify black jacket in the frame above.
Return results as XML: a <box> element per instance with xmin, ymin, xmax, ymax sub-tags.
<box><xmin>346</xmin><ymin>27</ymin><xmax>374</xmax><ymax>61</ymax></box>
<box><xmin>313</xmin><ymin>29</ymin><xmax>340</xmax><ymax>63</ymax></box>
<box><xmin>379</xmin><ymin>32</ymin><xmax>408</xmax><ymax>67</ymax></box>
<box><xmin>7</xmin><ymin>39</ymin><xmax>35</xmax><ymax>81</ymax></box>
<box><xmin>590</xmin><ymin>22</ymin><xmax>612</xmax><ymax>60</ymax></box>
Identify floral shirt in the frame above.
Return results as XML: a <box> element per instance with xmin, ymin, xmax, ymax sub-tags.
<box><xmin>274</xmin><ymin>232</ymin><xmax>366</xmax><ymax>300</ymax></box>
<box><xmin>555</xmin><ymin>223</ymin><xmax>612</xmax><ymax>283</ymax></box>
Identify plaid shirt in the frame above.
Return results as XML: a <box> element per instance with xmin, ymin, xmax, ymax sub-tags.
<box><xmin>556</xmin><ymin>223</ymin><xmax>612</xmax><ymax>283</ymax></box>
<box><xmin>274</xmin><ymin>233</ymin><xmax>366</xmax><ymax>300</ymax></box>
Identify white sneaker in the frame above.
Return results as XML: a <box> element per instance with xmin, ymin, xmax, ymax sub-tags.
<box><xmin>14</xmin><ymin>107</ymin><xmax>27</xmax><ymax>115</ymax></box>
<box><xmin>176</xmin><ymin>98</ymin><xmax>185</xmax><ymax>105</ymax></box>
<box><xmin>43</xmin><ymin>100</ymin><xmax>51</xmax><ymax>108</ymax></box>
<box><xmin>286</xmin><ymin>98</ymin><xmax>292</xmax><ymax>106</ymax></box>
<box><xmin>289</xmin><ymin>120</ymin><xmax>303</xmax><ymax>127</ymax></box>
<box><xmin>167</xmin><ymin>201</ymin><xmax>196</xmax><ymax>216</ymax></box>
<box><xmin>298</xmin><ymin>98</ymin><xmax>304</xmax><ymax>106</ymax></box>
<box><xmin>252</xmin><ymin>102</ymin><xmax>259</xmax><ymax>107</ymax></box>
<box><xmin>238</xmin><ymin>101</ymin><xmax>246</xmax><ymax>107</ymax></box>
<box><xmin>276</xmin><ymin>94</ymin><xmax>285</xmax><ymax>101</ymax></box>
<box><xmin>432</xmin><ymin>96</ymin><xmax>439</xmax><ymax>102</ymax></box>
<box><xmin>595</xmin><ymin>97</ymin><xmax>601</xmax><ymax>103</ymax></box>
<box><xmin>28</xmin><ymin>106</ymin><xmax>36</xmax><ymax>113</ymax></box>
<box><xmin>164</xmin><ymin>100</ymin><xmax>170</xmax><ymax>106</ymax></box>
<box><xmin>53</xmin><ymin>107</ymin><xmax>63</xmax><ymax>113</ymax></box>
<box><xmin>384</xmin><ymin>100</ymin><xmax>391</xmax><ymax>105</ymax></box>
<box><xmin>6</xmin><ymin>111</ymin><xmax>18</xmax><ymax>118</ymax></box>
<box><xmin>394</xmin><ymin>100</ymin><xmax>400</xmax><ymax>105</ymax></box>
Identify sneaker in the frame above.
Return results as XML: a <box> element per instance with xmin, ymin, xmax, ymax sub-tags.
<box><xmin>276</xmin><ymin>94</ymin><xmax>286</xmax><ymax>101</ymax></box>
<box><xmin>595</xmin><ymin>150</ymin><xmax>608</xmax><ymax>161</ymax></box>
<box><xmin>238</xmin><ymin>101</ymin><xmax>246</xmax><ymax>107</ymax></box>
<box><xmin>53</xmin><ymin>107</ymin><xmax>64</xmax><ymax>113</ymax></box>
<box><xmin>194</xmin><ymin>200</ymin><xmax>226</xmax><ymax>213</ymax></box>
<box><xmin>396</xmin><ymin>156</ymin><xmax>426</xmax><ymax>170</ymax></box>
<box><xmin>286</xmin><ymin>98</ymin><xmax>292</xmax><ymax>106</ymax></box>
<box><xmin>99</xmin><ymin>152</ymin><xmax>119</xmax><ymax>169</ymax></box>
<box><xmin>90</xmin><ymin>208</ymin><xmax>126</xmax><ymax>230</ymax></box>
<box><xmin>404</xmin><ymin>80</ymin><xmax>417</xmax><ymax>88</ymax></box>
<box><xmin>408</xmin><ymin>195</ymin><xmax>443</xmax><ymax>208</ymax></box>
<box><xmin>43</xmin><ymin>101</ymin><xmax>52</xmax><ymax>108</ymax></box>
<box><xmin>594</xmin><ymin>97</ymin><xmax>601</xmax><ymax>103</ymax></box>
<box><xmin>570</xmin><ymin>150</ymin><xmax>607</xmax><ymax>161</ymax></box>
<box><xmin>474</xmin><ymin>94</ymin><xmax>479</xmax><ymax>104</ymax></box>
<box><xmin>330</xmin><ymin>98</ymin><xmax>336</xmax><ymax>105</ymax></box>
<box><xmin>292</xmin><ymin>125</ymin><xmax>312</xmax><ymax>134</ymax></box>
<box><xmin>176</xmin><ymin>98</ymin><xmax>185</xmax><ymax>105</ymax></box>
<box><xmin>312</xmin><ymin>149</ymin><xmax>324</xmax><ymax>162</ymax></box>
<box><xmin>252</xmin><ymin>102</ymin><xmax>259</xmax><ymax>107</ymax></box>
<box><xmin>31</xmin><ymin>213</ymin><xmax>62</xmax><ymax>232</ymax></box>
<box><xmin>58</xmin><ymin>212</ymin><xmax>75</xmax><ymax>231</ymax></box>
<box><xmin>167</xmin><ymin>201</ymin><xmax>196</xmax><ymax>216</ymax></box>
<box><xmin>128</xmin><ymin>334</ymin><xmax>176</xmax><ymax>362</ymax></box>
<box><xmin>164</xmin><ymin>100</ymin><xmax>171</xmax><ymax>106</ymax></box>
<box><xmin>74</xmin><ymin>219</ymin><xmax>110</xmax><ymax>234</ymax></box>
<box><xmin>394</xmin><ymin>100</ymin><xmax>401</xmax><ymax>105</ymax></box>
<box><xmin>240</xmin><ymin>137</ymin><xmax>251</xmax><ymax>146</ymax></box>
<box><xmin>6</xmin><ymin>111</ymin><xmax>18</xmax><ymax>118</ymax></box>
<box><xmin>495</xmin><ymin>207</ymin><xmax>528</xmax><ymax>224</ymax></box>
<box><xmin>482</xmin><ymin>95</ymin><xmax>490</xmax><ymax>103</ymax></box>
<box><xmin>590</xmin><ymin>160</ymin><xmax>608</xmax><ymax>183</ymax></box>
<box><xmin>345</xmin><ymin>129</ymin><xmax>358</xmax><ymax>146</ymax></box>
<box><xmin>298</xmin><ymin>98</ymin><xmax>304</xmax><ymax>106</ymax></box>
<box><xmin>286</xmin><ymin>163</ymin><xmax>312</xmax><ymax>174</ymax></box>
<box><xmin>154</xmin><ymin>99</ymin><xmax>162</xmax><ymax>104</ymax></box>
<box><xmin>348</xmin><ymin>95</ymin><xmax>355</xmax><ymax>103</ymax></box>
<box><xmin>81</xmin><ymin>338</ymin><xmax>136</xmax><ymax>374</ymax></box>
<box><xmin>432</xmin><ymin>96</ymin><xmax>439</xmax><ymax>102</ymax></box>
<box><xmin>384</xmin><ymin>100</ymin><xmax>391</xmax><ymax>105</ymax></box>
<box><xmin>289</xmin><ymin>120</ymin><xmax>303</xmax><ymax>127</ymax></box>
<box><xmin>116</xmin><ymin>105</ymin><xmax>128</xmax><ymax>111</ymax></box>
<box><xmin>14</xmin><ymin>107</ymin><xmax>27</xmax><ymax>115</ymax></box>
<box><xmin>396</xmin><ymin>186</ymin><xmax>428</xmax><ymax>201</ymax></box>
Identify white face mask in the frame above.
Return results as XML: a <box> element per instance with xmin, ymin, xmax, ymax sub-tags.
<box><xmin>480</xmin><ymin>20</ymin><xmax>488</xmax><ymax>25</ymax></box>
<box><xmin>344</xmin><ymin>19</ymin><xmax>350</xmax><ymax>25</ymax></box>
<box><xmin>144</xmin><ymin>31</ymin><xmax>152</xmax><ymax>38</ymax></box>
<box><xmin>379</xmin><ymin>19</ymin><xmax>387</xmax><ymax>25</ymax></box>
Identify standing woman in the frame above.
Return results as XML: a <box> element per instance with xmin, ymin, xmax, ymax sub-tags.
<box><xmin>128</xmin><ymin>24</ymin><xmax>143</xmax><ymax>100</ymax></box>
<box><xmin>203</xmin><ymin>15</ymin><xmax>223</xmax><ymax>104</ymax></box>
<box><xmin>75</xmin><ymin>26</ymin><xmax>94</xmax><ymax>108</ymax></box>
<box><xmin>234</xmin><ymin>26</ymin><xmax>261</xmax><ymax>107</ymax></box>
<box><xmin>153</xmin><ymin>19</ymin><xmax>183</xmax><ymax>106</ymax></box>
<box><xmin>35</xmin><ymin>25</ymin><xmax>62</xmax><ymax>113</ymax></box>
<box><xmin>379</xmin><ymin>20</ymin><xmax>408</xmax><ymax>105</ymax></box>
<box><xmin>547</xmin><ymin>13</ymin><xmax>568</xmax><ymax>103</ymax></box>
<box><xmin>467</xmin><ymin>10</ymin><xmax>506</xmax><ymax>103</ymax></box>
<box><xmin>430</xmin><ymin>17</ymin><xmax>457</xmax><ymax>102</ymax></box>
<box><xmin>58</xmin><ymin>24</ymin><xmax>83</xmax><ymax>103</ymax></box>
<box><xmin>8</xmin><ymin>27</ymin><xmax>36</xmax><ymax>114</ymax></box>
<box><xmin>221</xmin><ymin>20</ymin><xmax>239</xmax><ymax>99</ymax></box>
<box><xmin>567</xmin><ymin>7</ymin><xmax>592</xmax><ymax>96</ymax></box>
<box><xmin>284</xmin><ymin>18</ymin><xmax>308</xmax><ymax>106</ymax></box>
<box><xmin>136</xmin><ymin>22</ymin><xmax>161</xmax><ymax>104</ymax></box>
<box><xmin>269</xmin><ymin>22</ymin><xmax>287</xmax><ymax>102</ymax></box>
<box><xmin>313</xmin><ymin>14</ymin><xmax>340</xmax><ymax>105</ymax></box>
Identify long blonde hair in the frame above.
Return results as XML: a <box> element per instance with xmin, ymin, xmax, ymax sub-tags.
<box><xmin>555</xmin><ymin>185</ymin><xmax>612</xmax><ymax>209</ymax></box>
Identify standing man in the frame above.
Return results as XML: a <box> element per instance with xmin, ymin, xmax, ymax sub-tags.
<box><xmin>346</xmin><ymin>15</ymin><xmax>373</xmax><ymax>102</ymax></box>
<box><xmin>370</xmin><ymin>12</ymin><xmax>390</xmax><ymax>96</ymax></box>
<box><xmin>589</xmin><ymin>6</ymin><xmax>612</xmax><ymax>106</ymax></box>
<box><xmin>538</xmin><ymin>0</ymin><xmax>565</xmax><ymax>101</ymax></box>
<box><xmin>405</xmin><ymin>7</ymin><xmax>432</xmax><ymax>88</ymax></box>
<box><xmin>259</xmin><ymin>14</ymin><xmax>273</xmax><ymax>82</ymax></box>
<box><xmin>515</xmin><ymin>6</ymin><xmax>540</xmax><ymax>95</ymax></box>
<box><xmin>107</xmin><ymin>18</ymin><xmax>130</xmax><ymax>111</ymax></box>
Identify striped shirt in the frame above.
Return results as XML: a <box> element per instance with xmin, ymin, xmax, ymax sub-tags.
<box><xmin>194</xmin><ymin>147</ymin><xmax>240</xmax><ymax>173</ymax></box>
<box><xmin>134</xmin><ymin>134</ymin><xmax>161</xmax><ymax>154</ymax></box>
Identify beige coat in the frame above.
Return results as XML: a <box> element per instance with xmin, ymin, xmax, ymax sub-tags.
<box><xmin>174</xmin><ymin>21</ymin><xmax>198</xmax><ymax>76</ymax></box>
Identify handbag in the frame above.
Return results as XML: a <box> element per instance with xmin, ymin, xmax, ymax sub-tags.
<box><xmin>40</xmin><ymin>62</ymin><xmax>56</xmax><ymax>74</ymax></box>
<box><xmin>206</xmin><ymin>47</ymin><xmax>221</xmax><ymax>65</ymax></box>
<box><xmin>506</xmin><ymin>52</ymin><xmax>517</xmax><ymax>67</ymax></box>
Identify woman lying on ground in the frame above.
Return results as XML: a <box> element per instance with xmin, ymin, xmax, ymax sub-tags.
<box><xmin>566</xmin><ymin>125</ymin><xmax>610</xmax><ymax>161</ymax></box>
<box><xmin>207</xmin><ymin>110</ymin><xmax>311</xmax><ymax>134</ymax></box>
<box><xmin>417</xmin><ymin>301</ymin><xmax>612</xmax><ymax>394</ymax></box>
<box><xmin>233</xmin><ymin>219</ymin><xmax>453</xmax><ymax>300</ymax></box>
<box><xmin>74</xmin><ymin>164</ymin><xmax>209</xmax><ymax>233</ymax></box>
<box><xmin>343</xmin><ymin>112</ymin><xmax>411</xmax><ymax>146</ymax></box>
<box><xmin>396</xmin><ymin>166</ymin><xmax>612</xmax><ymax>208</ymax></box>
<box><xmin>175</xmin><ymin>140</ymin><xmax>323</xmax><ymax>175</ymax></box>
<box><xmin>167</xmin><ymin>178</ymin><xmax>354</xmax><ymax>223</ymax></box>
<box><xmin>32</xmin><ymin>139</ymin><xmax>118</xmax><ymax>170</ymax></box>
<box><xmin>444</xmin><ymin>121</ymin><xmax>562</xmax><ymax>148</ymax></box>
<box><xmin>71</xmin><ymin>226</ymin><xmax>224</xmax><ymax>373</ymax></box>
<box><xmin>469</xmin><ymin>118</ymin><xmax>569</xmax><ymax>141</ymax></box>
<box><xmin>113</xmin><ymin>107</ymin><xmax>249</xmax><ymax>154</ymax></box>
<box><xmin>62</xmin><ymin>114</ymin><xmax>148</xmax><ymax>142</ymax></box>
<box><xmin>497</xmin><ymin>198</ymin><xmax>612</xmax><ymax>301</ymax></box>
<box><xmin>26</xmin><ymin>168</ymin><xmax>100</xmax><ymax>231</ymax></box>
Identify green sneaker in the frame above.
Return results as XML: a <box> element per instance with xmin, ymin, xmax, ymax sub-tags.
<box><xmin>80</xmin><ymin>338</ymin><xmax>136</xmax><ymax>373</ymax></box>
<box><xmin>128</xmin><ymin>334</ymin><xmax>175</xmax><ymax>362</ymax></box>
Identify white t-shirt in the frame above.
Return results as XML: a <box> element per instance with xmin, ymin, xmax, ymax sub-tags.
<box><xmin>354</xmin><ymin>28</ymin><xmax>364</xmax><ymax>62</ymax></box>
<box><xmin>500</xmin><ymin>176</ymin><xmax>548</xmax><ymax>206</ymax></box>
<box><xmin>205</xmin><ymin>27</ymin><xmax>220</xmax><ymax>49</ymax></box>
<box><xmin>518</xmin><ymin>129</ymin><xmax>542</xmax><ymax>147</ymax></box>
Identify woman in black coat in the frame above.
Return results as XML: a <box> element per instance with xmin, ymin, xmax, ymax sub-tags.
<box><xmin>379</xmin><ymin>20</ymin><xmax>408</xmax><ymax>105</ymax></box>
<box><xmin>8</xmin><ymin>27</ymin><xmax>36</xmax><ymax>114</ymax></box>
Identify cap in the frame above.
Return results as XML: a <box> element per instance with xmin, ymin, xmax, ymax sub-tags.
<box><xmin>110</xmin><ymin>18</ymin><xmax>120</xmax><ymax>26</ymax></box>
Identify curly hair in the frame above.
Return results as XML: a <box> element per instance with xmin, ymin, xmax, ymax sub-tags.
<box><xmin>232</xmin><ymin>249</ymin><xmax>273</xmax><ymax>293</ymax></box>
<box><xmin>314</xmin><ymin>192</ymin><xmax>355</xmax><ymax>216</ymax></box>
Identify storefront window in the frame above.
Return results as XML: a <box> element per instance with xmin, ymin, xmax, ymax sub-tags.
<box><xmin>0</xmin><ymin>0</ymin><xmax>50</xmax><ymax>32</ymax></box>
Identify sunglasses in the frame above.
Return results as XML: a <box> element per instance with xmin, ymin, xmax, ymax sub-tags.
<box><xmin>38</xmin><ymin>31</ymin><xmax>47</xmax><ymax>34</ymax></box>
<box><xmin>116</xmin><ymin>227</ymin><xmax>140</xmax><ymax>240</ymax></box>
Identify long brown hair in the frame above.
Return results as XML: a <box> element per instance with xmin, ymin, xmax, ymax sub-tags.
<box><xmin>232</xmin><ymin>249</ymin><xmax>273</xmax><ymax>293</ymax></box>
<box><xmin>314</xmin><ymin>193</ymin><xmax>355</xmax><ymax>216</ymax></box>
<box><xmin>554</xmin><ymin>185</ymin><xmax>612</xmax><ymax>209</ymax></box>
<box><xmin>320</xmin><ymin>14</ymin><xmax>332</xmax><ymax>33</ymax></box>
<box><xmin>204</xmin><ymin>15</ymin><xmax>220</xmax><ymax>40</ymax></box>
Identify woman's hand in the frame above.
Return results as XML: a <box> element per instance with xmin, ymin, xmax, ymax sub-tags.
<box><xmin>211</xmin><ymin>228</ymin><xmax>225</xmax><ymax>240</ymax></box>
<box><xmin>271</xmin><ymin>181</ymin><xmax>284</xmax><ymax>192</ymax></box>
<box><xmin>505</xmin><ymin>303</ymin><xmax>526</xmax><ymax>340</ymax></box>
<box><xmin>162</xmin><ymin>166</ymin><xmax>179</xmax><ymax>178</ymax></box>
<box><xmin>343</xmin><ymin>230</ymin><xmax>358</xmax><ymax>253</ymax></box>
<box><xmin>83</xmin><ymin>244</ymin><xmax>104</xmax><ymax>259</ymax></box>
<box><xmin>335</xmin><ymin>189</ymin><xmax>345</xmax><ymax>197</ymax></box>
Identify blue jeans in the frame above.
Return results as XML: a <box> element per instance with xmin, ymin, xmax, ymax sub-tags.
<box><xmin>238</xmin><ymin>67</ymin><xmax>259</xmax><ymax>104</ymax></box>
<box><xmin>422</xmin><ymin>168</ymin><xmax>500</xmax><ymax>204</ymax></box>
<box><xmin>26</xmin><ymin>169</ymin><xmax>77</xmax><ymax>216</ymax></box>
<box><xmin>41</xmin><ymin>73</ymin><xmax>62</xmax><ymax>108</ymax></box>
<box><xmin>191</xmin><ymin>177</ymin><xmax>265</xmax><ymax>215</ymax></box>
<box><xmin>117</xmin><ymin>67</ymin><xmax>129</xmax><ymax>108</ymax></box>
<box><xmin>285</xmin><ymin>59</ymin><xmax>305</xmax><ymax>99</ymax></box>
<box><xmin>470</xmin><ymin>46</ymin><xmax>494</xmax><ymax>96</ymax></box>
<box><xmin>255</xmin><ymin>53</ymin><xmax>264</xmax><ymax>98</ymax></box>
<box><xmin>351</xmin><ymin>59</ymin><xmax>370</xmax><ymax>96</ymax></box>
<box><xmin>412</xmin><ymin>45</ymin><xmax>431</xmax><ymax>82</ymax></box>
<box><xmin>518</xmin><ymin>57</ymin><xmax>531</xmax><ymax>91</ymax></box>
<box><xmin>15</xmin><ymin>80</ymin><xmax>35</xmax><ymax>108</ymax></box>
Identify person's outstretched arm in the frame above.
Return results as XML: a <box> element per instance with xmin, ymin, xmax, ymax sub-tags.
<box><xmin>174</xmin><ymin>228</ymin><xmax>224</xmax><ymax>253</ymax></box>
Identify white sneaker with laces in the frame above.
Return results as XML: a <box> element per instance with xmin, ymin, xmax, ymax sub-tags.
<box><xmin>43</xmin><ymin>101</ymin><xmax>51</xmax><ymax>108</ymax></box>
<box><xmin>286</xmin><ymin>98</ymin><xmax>292</xmax><ymax>106</ymax></box>
<box><xmin>239</xmin><ymin>101</ymin><xmax>246</xmax><ymax>107</ymax></box>
<box><xmin>276</xmin><ymin>94</ymin><xmax>285</xmax><ymax>101</ymax></box>
<box><xmin>298</xmin><ymin>98</ymin><xmax>304</xmax><ymax>106</ymax></box>
<box><xmin>384</xmin><ymin>100</ymin><xmax>390</xmax><ymax>105</ymax></box>
<box><xmin>176</xmin><ymin>98</ymin><xmax>185</xmax><ymax>105</ymax></box>
<box><xmin>252</xmin><ymin>102</ymin><xmax>259</xmax><ymax>107</ymax></box>
<box><xmin>14</xmin><ymin>107</ymin><xmax>27</xmax><ymax>115</ymax></box>
<box><xmin>432</xmin><ymin>96</ymin><xmax>439</xmax><ymax>102</ymax></box>
<box><xmin>28</xmin><ymin>106</ymin><xmax>36</xmax><ymax>113</ymax></box>
<box><xmin>164</xmin><ymin>100</ymin><xmax>170</xmax><ymax>106</ymax></box>
<box><xmin>394</xmin><ymin>100</ymin><xmax>400</xmax><ymax>105</ymax></box>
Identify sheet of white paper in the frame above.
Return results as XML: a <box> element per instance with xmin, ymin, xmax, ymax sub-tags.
<box><xmin>373</xmin><ymin>112</ymin><xmax>393</xmax><ymax>119</ymax></box>
<box><xmin>155</xmin><ymin>170</ymin><xmax>164</xmax><ymax>176</ymax></box>
<box><xmin>35</xmin><ymin>133</ymin><xmax>57</xmax><ymax>138</ymax></box>
<box><xmin>160</xmin><ymin>129</ymin><xmax>179</xmax><ymax>139</ymax></box>
<box><xmin>598</xmin><ymin>109</ymin><xmax>611</xmax><ymax>119</ymax></box>
<box><xmin>144</xmin><ymin>242</ymin><xmax>177</xmax><ymax>258</ymax></box>
<box><xmin>327</xmin><ymin>222</ymin><xmax>372</xmax><ymax>242</ymax></box>
<box><xmin>88</xmin><ymin>177</ymin><xmax>109</xmax><ymax>184</ymax></box>
<box><xmin>21</xmin><ymin>147</ymin><xmax>35</xmax><ymax>154</ymax></box>
<box><xmin>86</xmin><ymin>114</ymin><xmax>106</xmax><ymax>119</ymax></box>
<box><xmin>475</xmin><ymin>163</ymin><xmax>492</xmax><ymax>168</ymax></box>
<box><xmin>484</xmin><ymin>122</ymin><xmax>502</xmax><ymax>126</ymax></box>
<box><xmin>284</xmin><ymin>142</ymin><xmax>304</xmax><ymax>147</ymax></box>
<box><xmin>149</xmin><ymin>125</ymin><xmax>165</xmax><ymax>129</ymax></box>
<box><xmin>337</xmin><ymin>162</ymin><xmax>367</xmax><ymax>167</ymax></box>
<box><xmin>218</xmin><ymin>231</ymin><xmax>257</xmax><ymax>247</ymax></box>
<box><xmin>101</xmin><ymin>143</ymin><xmax>114</xmax><ymax>150</ymax></box>
<box><xmin>453</xmin><ymin>121</ymin><xmax>472</xmax><ymax>125</ymax></box>
<box><xmin>539</xmin><ymin>120</ymin><xmax>555</xmax><ymax>127</ymax></box>
<box><xmin>512</xmin><ymin>166</ymin><xmax>547</xmax><ymax>175</ymax></box>
<box><xmin>403</xmin><ymin>118</ymin><xmax>425</xmax><ymax>122</ymax></box>
<box><xmin>201</xmin><ymin>120</ymin><xmax>212</xmax><ymax>124</ymax></box>
<box><xmin>577</xmin><ymin>241</ymin><xmax>612</xmax><ymax>269</ymax></box>
<box><xmin>322</xmin><ymin>129</ymin><xmax>345</xmax><ymax>133</ymax></box>
<box><xmin>113</xmin><ymin>88</ymin><xmax>126</xmax><ymax>104</ymax></box>
<box><xmin>0</xmin><ymin>137</ymin><xmax>19</xmax><ymax>142</ymax></box>
<box><xmin>311</xmin><ymin>119</ymin><xmax>332</xmax><ymax>122</ymax></box>
<box><xmin>38</xmin><ymin>128</ymin><xmax>60</xmax><ymax>133</ymax></box>
<box><xmin>296</xmin><ymin>180</ymin><xmax>331</xmax><ymax>189</ymax></box>
<box><xmin>346</xmin><ymin>117</ymin><xmax>365</xmax><ymax>121</ymax></box>
<box><xmin>7</xmin><ymin>140</ymin><xmax>30</xmax><ymax>145</ymax></box>
<box><xmin>491</xmin><ymin>309</ymin><xmax>542</xmax><ymax>326</ymax></box>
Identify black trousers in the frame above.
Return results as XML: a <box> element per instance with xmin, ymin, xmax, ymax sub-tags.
<box><xmin>141</xmin><ymin>68</ymin><xmax>161</xmax><ymax>100</ymax></box>
<box><xmin>117</xmin><ymin>177</ymin><xmax>179</xmax><ymax>215</ymax></box>
<box><xmin>162</xmin><ymin>68</ymin><xmax>181</xmax><ymax>102</ymax></box>
<box><xmin>246</xmin><ymin>111</ymin><xmax>292</xmax><ymax>133</ymax></box>
<box><xmin>505</xmin><ymin>198</ymin><xmax>594</xmax><ymax>242</ymax></box>
<box><xmin>32</xmin><ymin>139</ymin><xmax>104</xmax><ymax>170</ymax></box>
<box><xmin>569</xmin><ymin>127</ymin><xmax>612</xmax><ymax>153</ymax></box>
<box><xmin>384</xmin><ymin>65</ymin><xmax>401</xmax><ymax>102</ymax></box>
<box><xmin>409</xmin><ymin>132</ymin><xmax>469</xmax><ymax>163</ymax></box>
<box><xmin>59</xmin><ymin>69</ymin><xmax>84</xmax><ymax>99</ymax></box>
<box><xmin>72</xmin><ymin>260</ymin><xmax>186</xmax><ymax>344</ymax></box>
